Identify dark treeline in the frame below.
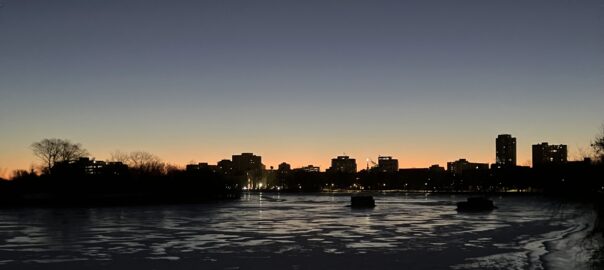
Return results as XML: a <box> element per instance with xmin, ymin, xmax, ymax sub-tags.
<box><xmin>2</xmin><ymin>158</ymin><xmax>603</xmax><ymax>207</ymax></box>
<box><xmin>2</xmin><ymin>131</ymin><xmax>604</xmax><ymax>207</ymax></box>
<box><xmin>0</xmin><ymin>157</ymin><xmax>241</xmax><ymax>207</ymax></box>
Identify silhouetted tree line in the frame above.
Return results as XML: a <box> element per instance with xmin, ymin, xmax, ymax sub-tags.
<box><xmin>0</xmin><ymin>139</ymin><xmax>240</xmax><ymax>207</ymax></box>
<box><xmin>0</xmin><ymin>165</ymin><xmax>241</xmax><ymax>207</ymax></box>
<box><xmin>31</xmin><ymin>138</ymin><xmax>89</xmax><ymax>175</ymax></box>
<box><xmin>2</xmin><ymin>132</ymin><xmax>604</xmax><ymax>206</ymax></box>
<box><xmin>4</xmin><ymin>157</ymin><xmax>602</xmax><ymax>204</ymax></box>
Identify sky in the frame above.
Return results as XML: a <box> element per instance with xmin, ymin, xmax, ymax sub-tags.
<box><xmin>1</xmin><ymin>0</ymin><xmax>603</xmax><ymax>178</ymax></box>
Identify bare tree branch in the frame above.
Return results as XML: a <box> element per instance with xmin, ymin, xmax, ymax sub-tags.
<box><xmin>111</xmin><ymin>150</ymin><xmax>165</xmax><ymax>175</ymax></box>
<box><xmin>109</xmin><ymin>150</ymin><xmax>130</xmax><ymax>163</ymax></box>
<box><xmin>593</xmin><ymin>125</ymin><xmax>604</xmax><ymax>163</ymax></box>
<box><xmin>31</xmin><ymin>138</ymin><xmax>88</xmax><ymax>174</ymax></box>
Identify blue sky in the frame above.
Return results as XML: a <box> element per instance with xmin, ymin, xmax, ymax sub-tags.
<box><xmin>1</xmin><ymin>0</ymin><xmax>603</xmax><ymax>177</ymax></box>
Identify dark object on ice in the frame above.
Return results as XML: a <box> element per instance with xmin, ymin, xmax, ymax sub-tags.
<box><xmin>351</xmin><ymin>195</ymin><xmax>375</xmax><ymax>208</ymax></box>
<box><xmin>456</xmin><ymin>197</ymin><xmax>496</xmax><ymax>212</ymax></box>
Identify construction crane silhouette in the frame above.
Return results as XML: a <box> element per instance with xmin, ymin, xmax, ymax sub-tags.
<box><xmin>366</xmin><ymin>158</ymin><xmax>378</xmax><ymax>171</ymax></box>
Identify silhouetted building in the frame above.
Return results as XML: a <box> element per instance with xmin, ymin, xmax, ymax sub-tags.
<box><xmin>232</xmin><ymin>153</ymin><xmax>262</xmax><ymax>173</ymax></box>
<box><xmin>187</xmin><ymin>162</ymin><xmax>206</xmax><ymax>171</ymax></box>
<box><xmin>399</xmin><ymin>168</ymin><xmax>432</xmax><ymax>190</ymax></box>
<box><xmin>496</xmin><ymin>134</ymin><xmax>516</xmax><ymax>167</ymax></box>
<box><xmin>532</xmin><ymin>143</ymin><xmax>567</xmax><ymax>168</ymax></box>
<box><xmin>429</xmin><ymin>164</ymin><xmax>446</xmax><ymax>172</ymax></box>
<box><xmin>74</xmin><ymin>158</ymin><xmax>99</xmax><ymax>175</ymax></box>
<box><xmin>377</xmin><ymin>156</ymin><xmax>398</xmax><ymax>172</ymax></box>
<box><xmin>217</xmin><ymin>159</ymin><xmax>233</xmax><ymax>174</ymax></box>
<box><xmin>54</xmin><ymin>157</ymin><xmax>128</xmax><ymax>176</ymax></box>
<box><xmin>103</xmin><ymin>161</ymin><xmax>128</xmax><ymax>176</ymax></box>
<box><xmin>570</xmin><ymin>157</ymin><xmax>592</xmax><ymax>165</ymax></box>
<box><xmin>227</xmin><ymin>153</ymin><xmax>264</xmax><ymax>189</ymax></box>
<box><xmin>186</xmin><ymin>163</ymin><xmax>218</xmax><ymax>173</ymax></box>
<box><xmin>328</xmin><ymin>155</ymin><xmax>357</xmax><ymax>173</ymax></box>
<box><xmin>295</xmin><ymin>165</ymin><xmax>320</xmax><ymax>173</ymax></box>
<box><xmin>447</xmin><ymin>159</ymin><xmax>489</xmax><ymax>175</ymax></box>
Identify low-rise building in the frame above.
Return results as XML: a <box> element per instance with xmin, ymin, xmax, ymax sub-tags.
<box><xmin>447</xmin><ymin>159</ymin><xmax>489</xmax><ymax>175</ymax></box>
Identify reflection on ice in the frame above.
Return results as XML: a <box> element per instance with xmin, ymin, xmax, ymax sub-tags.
<box><xmin>0</xmin><ymin>193</ymin><xmax>595</xmax><ymax>269</ymax></box>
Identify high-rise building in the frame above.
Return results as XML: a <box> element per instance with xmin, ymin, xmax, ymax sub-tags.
<box><xmin>496</xmin><ymin>134</ymin><xmax>517</xmax><ymax>167</ymax></box>
<box><xmin>231</xmin><ymin>153</ymin><xmax>262</xmax><ymax>173</ymax></box>
<box><xmin>377</xmin><ymin>156</ymin><xmax>399</xmax><ymax>172</ymax></box>
<box><xmin>532</xmin><ymin>143</ymin><xmax>567</xmax><ymax>168</ymax></box>
<box><xmin>328</xmin><ymin>155</ymin><xmax>357</xmax><ymax>173</ymax></box>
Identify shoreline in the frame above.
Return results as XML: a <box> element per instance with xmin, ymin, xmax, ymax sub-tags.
<box><xmin>1</xmin><ymin>189</ymin><xmax>598</xmax><ymax>208</ymax></box>
<box><xmin>541</xmin><ymin>212</ymin><xmax>598</xmax><ymax>269</ymax></box>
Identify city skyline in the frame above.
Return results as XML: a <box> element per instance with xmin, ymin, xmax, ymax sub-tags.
<box><xmin>1</xmin><ymin>0</ymin><xmax>603</xmax><ymax>178</ymax></box>
<box><xmin>1</xmin><ymin>133</ymin><xmax>585</xmax><ymax>178</ymax></box>
<box><xmin>0</xmin><ymin>121</ymin><xmax>600</xmax><ymax>178</ymax></box>
<box><xmin>1</xmin><ymin>1</ymin><xmax>603</xmax><ymax>269</ymax></box>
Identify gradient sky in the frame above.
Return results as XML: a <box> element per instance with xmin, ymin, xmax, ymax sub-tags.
<box><xmin>1</xmin><ymin>0</ymin><xmax>603</xmax><ymax>178</ymax></box>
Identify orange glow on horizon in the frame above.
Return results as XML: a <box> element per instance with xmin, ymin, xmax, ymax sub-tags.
<box><xmin>0</xmin><ymin>142</ymin><xmax>587</xmax><ymax>179</ymax></box>
<box><xmin>1</xmin><ymin>152</ymin><xmax>477</xmax><ymax>179</ymax></box>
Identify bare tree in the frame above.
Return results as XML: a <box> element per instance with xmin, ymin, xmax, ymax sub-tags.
<box><xmin>10</xmin><ymin>169</ymin><xmax>36</xmax><ymax>180</ymax></box>
<box><xmin>130</xmin><ymin>151</ymin><xmax>164</xmax><ymax>172</ymax></box>
<box><xmin>111</xmin><ymin>150</ymin><xmax>165</xmax><ymax>175</ymax></box>
<box><xmin>109</xmin><ymin>150</ymin><xmax>130</xmax><ymax>163</ymax></box>
<box><xmin>31</xmin><ymin>138</ymin><xmax>89</xmax><ymax>173</ymax></box>
<box><xmin>593</xmin><ymin>125</ymin><xmax>604</xmax><ymax>163</ymax></box>
<box><xmin>164</xmin><ymin>163</ymin><xmax>183</xmax><ymax>177</ymax></box>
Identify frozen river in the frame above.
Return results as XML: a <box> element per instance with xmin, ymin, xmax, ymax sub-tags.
<box><xmin>0</xmin><ymin>193</ymin><xmax>597</xmax><ymax>269</ymax></box>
